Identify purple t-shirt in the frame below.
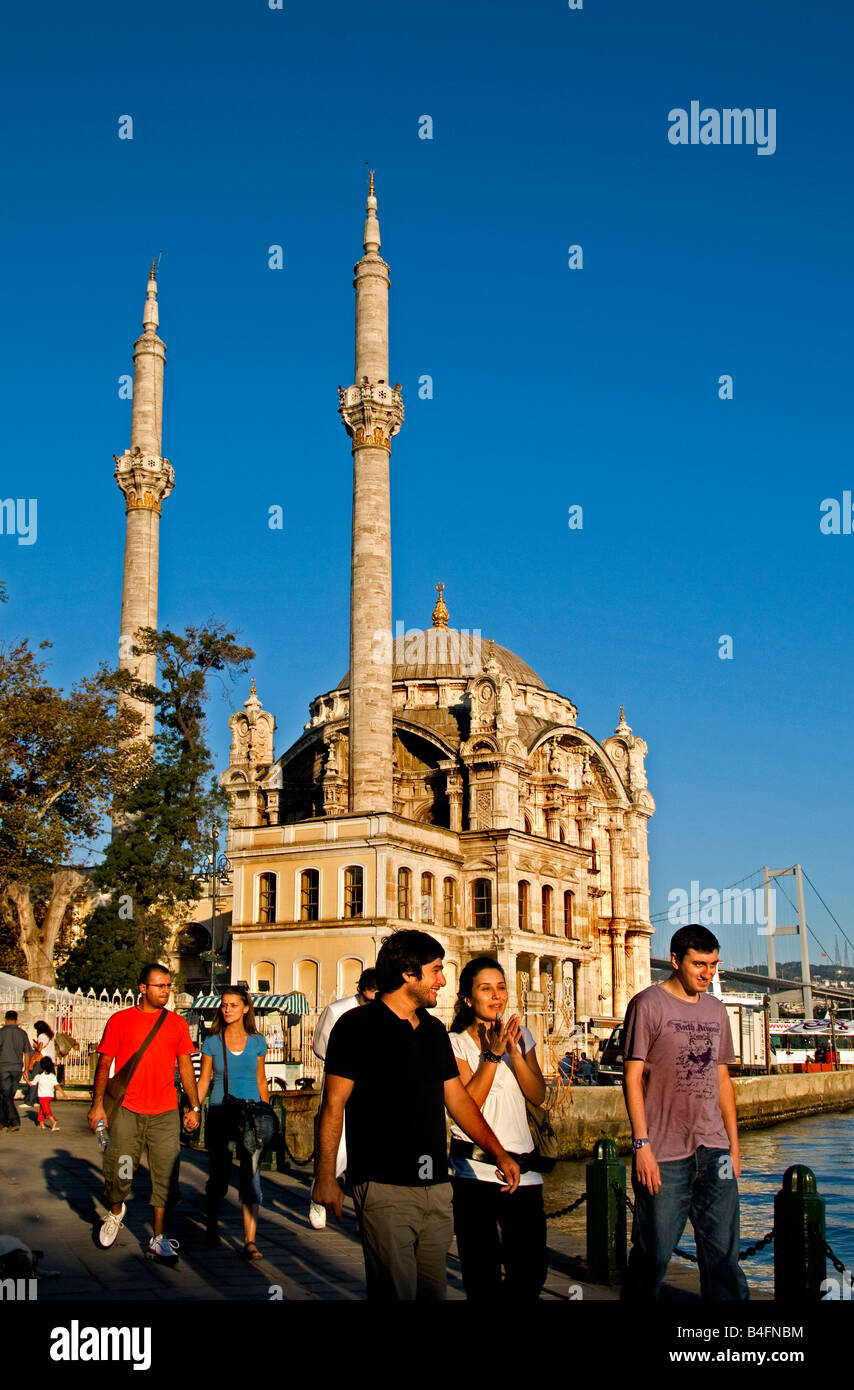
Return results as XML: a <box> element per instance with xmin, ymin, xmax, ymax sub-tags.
<box><xmin>622</xmin><ymin>984</ymin><xmax>736</xmax><ymax>1162</ymax></box>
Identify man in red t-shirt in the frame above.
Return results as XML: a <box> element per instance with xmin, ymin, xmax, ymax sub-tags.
<box><xmin>88</xmin><ymin>963</ymin><xmax>201</xmax><ymax>1260</ymax></box>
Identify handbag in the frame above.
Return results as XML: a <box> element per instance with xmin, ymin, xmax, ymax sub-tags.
<box><xmin>102</xmin><ymin>1010</ymin><xmax>168</xmax><ymax>1124</ymax></box>
<box><xmin>525</xmin><ymin>1098</ymin><xmax>559</xmax><ymax>1173</ymax></box>
<box><xmin>220</xmin><ymin>1035</ymin><xmax>280</xmax><ymax>1156</ymax></box>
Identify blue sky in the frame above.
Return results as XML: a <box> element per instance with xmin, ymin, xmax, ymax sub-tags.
<box><xmin>1</xmin><ymin>0</ymin><xmax>851</xmax><ymax>969</ymax></box>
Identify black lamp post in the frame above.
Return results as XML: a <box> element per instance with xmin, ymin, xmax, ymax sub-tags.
<box><xmin>198</xmin><ymin>820</ymin><xmax>231</xmax><ymax>992</ymax></box>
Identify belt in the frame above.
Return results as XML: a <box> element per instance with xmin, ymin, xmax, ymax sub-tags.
<box><xmin>449</xmin><ymin>1138</ymin><xmax>534</xmax><ymax>1173</ymax></box>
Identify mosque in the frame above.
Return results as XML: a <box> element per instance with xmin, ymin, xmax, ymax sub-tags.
<box><xmin>114</xmin><ymin>177</ymin><xmax>655</xmax><ymax>1055</ymax></box>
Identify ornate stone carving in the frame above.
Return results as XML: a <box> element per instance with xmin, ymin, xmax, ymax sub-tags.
<box><xmin>338</xmin><ymin>378</ymin><xmax>404</xmax><ymax>453</ymax></box>
<box><xmin>114</xmin><ymin>447</ymin><xmax>175</xmax><ymax>514</ymax></box>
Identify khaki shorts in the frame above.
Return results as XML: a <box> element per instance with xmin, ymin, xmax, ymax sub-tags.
<box><xmin>103</xmin><ymin>1106</ymin><xmax>181</xmax><ymax>1209</ymax></box>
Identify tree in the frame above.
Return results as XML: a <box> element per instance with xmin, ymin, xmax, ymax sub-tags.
<box><xmin>0</xmin><ymin>641</ymin><xmax>146</xmax><ymax>985</ymax></box>
<box><xmin>60</xmin><ymin>624</ymin><xmax>254</xmax><ymax>993</ymax></box>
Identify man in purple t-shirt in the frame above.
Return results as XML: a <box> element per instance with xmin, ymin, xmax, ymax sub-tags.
<box><xmin>621</xmin><ymin>924</ymin><xmax>749</xmax><ymax>1300</ymax></box>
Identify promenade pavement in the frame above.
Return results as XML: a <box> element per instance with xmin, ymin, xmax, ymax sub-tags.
<box><xmin>0</xmin><ymin>1098</ymin><xmax>731</xmax><ymax>1302</ymax></box>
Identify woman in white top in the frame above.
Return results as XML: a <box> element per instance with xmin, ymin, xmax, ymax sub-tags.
<box><xmin>448</xmin><ymin>955</ymin><xmax>548</xmax><ymax>1301</ymax></box>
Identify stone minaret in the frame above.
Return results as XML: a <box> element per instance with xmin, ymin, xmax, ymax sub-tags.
<box><xmin>338</xmin><ymin>175</ymin><xmax>404</xmax><ymax>811</ymax></box>
<box><xmin>113</xmin><ymin>263</ymin><xmax>175</xmax><ymax>742</ymax></box>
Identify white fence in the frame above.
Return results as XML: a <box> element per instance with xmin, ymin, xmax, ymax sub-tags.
<box><xmin>0</xmin><ymin>985</ymin><xmax>135</xmax><ymax>1085</ymax></box>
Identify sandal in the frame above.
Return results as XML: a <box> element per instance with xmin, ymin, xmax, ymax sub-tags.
<box><xmin>243</xmin><ymin>1241</ymin><xmax>263</xmax><ymax>1260</ymax></box>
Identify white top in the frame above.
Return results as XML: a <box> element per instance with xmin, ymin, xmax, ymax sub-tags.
<box><xmin>312</xmin><ymin>994</ymin><xmax>360</xmax><ymax>1061</ymax></box>
<box><xmin>35</xmin><ymin>1037</ymin><xmax>56</xmax><ymax>1064</ymax></box>
<box><xmin>37</xmin><ymin>1073</ymin><xmax>59</xmax><ymax>1097</ymax></box>
<box><xmin>449</xmin><ymin>1026</ymin><xmax>542</xmax><ymax>1187</ymax></box>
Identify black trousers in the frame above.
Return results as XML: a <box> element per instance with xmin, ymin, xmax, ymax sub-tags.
<box><xmin>451</xmin><ymin>1176</ymin><xmax>547</xmax><ymax>1301</ymax></box>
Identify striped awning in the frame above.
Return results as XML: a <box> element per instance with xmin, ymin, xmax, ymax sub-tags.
<box><xmin>190</xmin><ymin>991</ymin><xmax>311</xmax><ymax>1014</ymax></box>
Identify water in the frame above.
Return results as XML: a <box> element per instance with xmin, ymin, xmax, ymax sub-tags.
<box><xmin>543</xmin><ymin>1110</ymin><xmax>854</xmax><ymax>1293</ymax></box>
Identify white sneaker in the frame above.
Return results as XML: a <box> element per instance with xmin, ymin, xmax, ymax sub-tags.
<box><xmin>309</xmin><ymin>1201</ymin><xmax>327</xmax><ymax>1230</ymax></box>
<box><xmin>98</xmin><ymin>1203</ymin><xmax>126</xmax><ymax>1248</ymax></box>
<box><xmin>148</xmin><ymin>1234</ymin><xmax>180</xmax><ymax>1262</ymax></box>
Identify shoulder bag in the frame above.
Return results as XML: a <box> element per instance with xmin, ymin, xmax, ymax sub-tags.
<box><xmin>102</xmin><ymin>1010</ymin><xmax>169</xmax><ymax>1124</ymax></box>
<box><xmin>525</xmin><ymin>1098</ymin><xmax>559</xmax><ymax>1173</ymax></box>
<box><xmin>219</xmin><ymin>1035</ymin><xmax>279</xmax><ymax>1156</ymax></box>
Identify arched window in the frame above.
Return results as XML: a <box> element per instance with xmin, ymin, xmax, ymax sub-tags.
<box><xmin>253</xmin><ymin>960</ymin><xmax>275</xmax><ymax>993</ymax></box>
<box><xmin>542</xmin><ymin>885</ymin><xmax>553</xmax><ymax>935</ymax></box>
<box><xmin>295</xmin><ymin>959</ymin><xmax>318</xmax><ymax>1010</ymax></box>
<box><xmin>397</xmin><ymin>868</ymin><xmax>412</xmax><ymax>920</ymax></box>
<box><xmin>300</xmin><ymin>869</ymin><xmax>319</xmax><ymax>922</ymax></box>
<box><xmin>443</xmin><ymin>877</ymin><xmax>457</xmax><ymax>929</ymax></box>
<box><xmin>258</xmin><ymin>873</ymin><xmax>277</xmax><ymax>924</ymax></box>
<box><xmin>473</xmin><ymin>878</ymin><xmax>493</xmax><ymax>931</ymax></box>
<box><xmin>338</xmin><ymin>956</ymin><xmax>363</xmax><ymax>998</ymax></box>
<box><xmin>523</xmin><ymin>815</ymin><xmax>533</xmax><ymax>834</ymax></box>
<box><xmin>344</xmin><ymin>865</ymin><xmax>364</xmax><ymax>919</ymax></box>
<box><xmin>421</xmin><ymin>872</ymin><xmax>434</xmax><ymax>923</ymax></box>
<box><xmin>518</xmin><ymin>880</ymin><xmax>530</xmax><ymax>932</ymax></box>
<box><xmin>564</xmin><ymin>890</ymin><xmax>574</xmax><ymax>938</ymax></box>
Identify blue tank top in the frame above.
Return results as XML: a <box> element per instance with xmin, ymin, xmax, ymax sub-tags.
<box><xmin>202</xmin><ymin>1033</ymin><xmax>267</xmax><ymax>1106</ymax></box>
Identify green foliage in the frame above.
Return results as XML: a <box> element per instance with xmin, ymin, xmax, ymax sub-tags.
<box><xmin>0</xmin><ymin>639</ymin><xmax>145</xmax><ymax>887</ymax></box>
<box><xmin>62</xmin><ymin>623</ymin><xmax>253</xmax><ymax>988</ymax></box>
<box><xmin>58</xmin><ymin>899</ymin><xmax>151</xmax><ymax>994</ymax></box>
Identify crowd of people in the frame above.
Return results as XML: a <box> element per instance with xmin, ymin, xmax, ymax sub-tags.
<box><xmin>2</xmin><ymin>919</ymin><xmax>748</xmax><ymax>1303</ymax></box>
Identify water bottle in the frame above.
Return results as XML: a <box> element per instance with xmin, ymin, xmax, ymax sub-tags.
<box><xmin>96</xmin><ymin>1120</ymin><xmax>109</xmax><ymax>1152</ymax></box>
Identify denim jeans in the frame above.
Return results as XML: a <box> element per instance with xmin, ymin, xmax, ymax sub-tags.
<box><xmin>205</xmin><ymin>1105</ymin><xmax>272</xmax><ymax>1209</ymax></box>
<box><xmin>622</xmin><ymin>1146</ymin><xmax>749</xmax><ymax>1301</ymax></box>
<box><xmin>0</xmin><ymin>1070</ymin><xmax>22</xmax><ymax>1128</ymax></box>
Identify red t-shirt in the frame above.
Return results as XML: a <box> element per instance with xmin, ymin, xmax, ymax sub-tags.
<box><xmin>98</xmin><ymin>1008</ymin><xmax>193</xmax><ymax>1116</ymax></box>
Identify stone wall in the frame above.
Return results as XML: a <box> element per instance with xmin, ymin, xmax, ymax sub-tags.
<box><xmin>549</xmin><ymin>1072</ymin><xmax>854</xmax><ymax>1159</ymax></box>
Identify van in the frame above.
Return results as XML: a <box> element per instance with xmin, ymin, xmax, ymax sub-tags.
<box><xmin>597</xmin><ymin>1024</ymin><xmax>624</xmax><ymax>1085</ymax></box>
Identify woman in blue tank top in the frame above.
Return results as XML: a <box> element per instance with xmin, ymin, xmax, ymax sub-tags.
<box><xmin>199</xmin><ymin>986</ymin><xmax>269</xmax><ymax>1259</ymax></box>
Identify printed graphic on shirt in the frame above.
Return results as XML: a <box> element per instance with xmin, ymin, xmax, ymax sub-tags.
<box><xmin>667</xmin><ymin>1019</ymin><xmax>720</xmax><ymax>1096</ymax></box>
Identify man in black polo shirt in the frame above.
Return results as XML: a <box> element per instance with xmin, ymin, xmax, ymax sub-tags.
<box><xmin>313</xmin><ymin>929</ymin><xmax>521</xmax><ymax>1300</ymax></box>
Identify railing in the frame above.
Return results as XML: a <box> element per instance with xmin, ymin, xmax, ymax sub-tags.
<box><xmin>0</xmin><ymin>985</ymin><xmax>136</xmax><ymax>1085</ymax></box>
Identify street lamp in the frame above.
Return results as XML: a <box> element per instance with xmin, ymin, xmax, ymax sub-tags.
<box><xmin>198</xmin><ymin>820</ymin><xmax>231</xmax><ymax>991</ymax></box>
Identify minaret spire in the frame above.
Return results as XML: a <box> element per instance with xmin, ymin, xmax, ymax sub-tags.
<box><xmin>338</xmin><ymin>177</ymin><xmax>404</xmax><ymax>812</ymax></box>
<box><xmin>113</xmin><ymin>263</ymin><xmax>175</xmax><ymax>745</ymax></box>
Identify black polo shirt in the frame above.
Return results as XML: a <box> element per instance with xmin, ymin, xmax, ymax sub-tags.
<box><xmin>324</xmin><ymin>999</ymin><xmax>458</xmax><ymax>1188</ymax></box>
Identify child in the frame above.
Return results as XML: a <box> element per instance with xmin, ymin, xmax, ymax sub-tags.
<box><xmin>35</xmin><ymin>1058</ymin><xmax>68</xmax><ymax>1131</ymax></box>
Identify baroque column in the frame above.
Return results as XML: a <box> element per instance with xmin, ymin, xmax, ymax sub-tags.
<box><xmin>338</xmin><ymin>174</ymin><xmax>404</xmax><ymax>812</ymax></box>
<box><xmin>113</xmin><ymin>262</ymin><xmax>175</xmax><ymax>742</ymax></box>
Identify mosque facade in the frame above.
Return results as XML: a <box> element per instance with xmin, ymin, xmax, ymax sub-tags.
<box><xmin>214</xmin><ymin>180</ymin><xmax>656</xmax><ymax>1052</ymax></box>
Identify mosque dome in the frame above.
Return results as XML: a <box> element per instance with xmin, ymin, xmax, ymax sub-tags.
<box><xmin>336</xmin><ymin>584</ymin><xmax>546</xmax><ymax>691</ymax></box>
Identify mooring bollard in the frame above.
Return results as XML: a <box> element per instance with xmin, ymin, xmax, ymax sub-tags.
<box><xmin>586</xmin><ymin>1137</ymin><xmax>627</xmax><ymax>1283</ymax></box>
<box><xmin>774</xmin><ymin>1164</ymin><xmax>826</xmax><ymax>1300</ymax></box>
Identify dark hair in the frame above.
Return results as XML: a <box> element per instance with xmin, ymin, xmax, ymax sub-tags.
<box><xmin>450</xmin><ymin>956</ymin><xmax>505</xmax><ymax>1033</ymax></box>
<box><xmin>375</xmin><ymin>930</ymin><xmax>445</xmax><ymax>994</ymax></box>
<box><xmin>670</xmin><ymin>924</ymin><xmax>720</xmax><ymax>962</ymax></box>
<box><xmin>138</xmin><ymin>962</ymin><xmax>171</xmax><ymax>987</ymax></box>
<box><xmin>357</xmin><ymin>968</ymin><xmax>378</xmax><ymax>995</ymax></box>
<box><xmin>4</xmin><ymin>1010</ymin><xmax>17</xmax><ymax>1022</ymax></box>
<box><xmin>209</xmin><ymin>985</ymin><xmax>258</xmax><ymax>1036</ymax></box>
<box><xmin>34</xmin><ymin>1020</ymin><xmax>54</xmax><ymax>1039</ymax></box>
<box><xmin>39</xmin><ymin>1056</ymin><xmax>55</xmax><ymax>1075</ymax></box>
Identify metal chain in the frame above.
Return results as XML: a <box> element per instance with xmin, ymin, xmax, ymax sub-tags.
<box><xmin>612</xmin><ymin>1181</ymin><xmax>634</xmax><ymax>1214</ymax></box>
<box><xmin>739</xmin><ymin>1228</ymin><xmax>775</xmax><ymax>1261</ymax></box>
<box><xmin>809</xmin><ymin>1222</ymin><xmax>850</xmax><ymax>1276</ymax></box>
<box><xmin>280</xmin><ymin>1135</ymin><xmax>315</xmax><ymax>1166</ymax></box>
<box><xmin>544</xmin><ymin>1192</ymin><xmax>587</xmax><ymax>1221</ymax></box>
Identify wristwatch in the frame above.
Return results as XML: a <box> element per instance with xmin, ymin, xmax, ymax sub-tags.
<box><xmin>480</xmin><ymin>1049</ymin><xmax>502</xmax><ymax>1065</ymax></box>
<box><xmin>190</xmin><ymin>1105</ymin><xmax>201</xmax><ymax>1113</ymax></box>
<box><xmin>633</xmin><ymin>1137</ymin><xmax>650</xmax><ymax>1152</ymax></box>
